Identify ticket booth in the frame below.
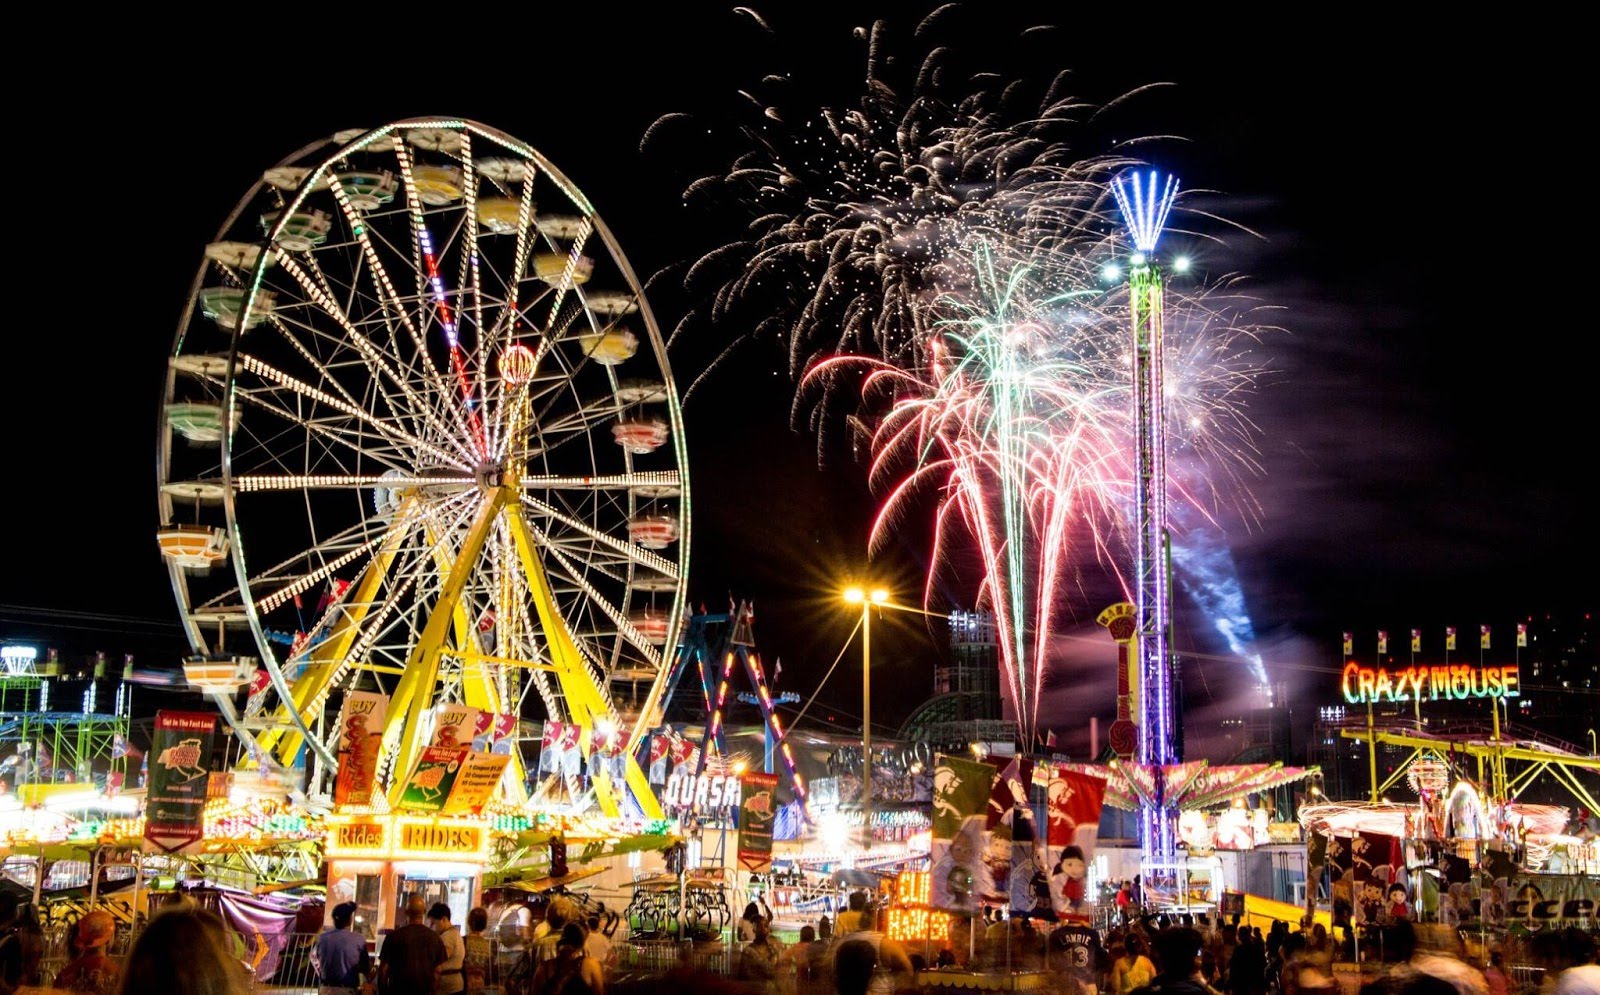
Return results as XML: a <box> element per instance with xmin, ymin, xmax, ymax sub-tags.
<box><xmin>325</xmin><ymin>815</ymin><xmax>491</xmax><ymax>937</ymax></box>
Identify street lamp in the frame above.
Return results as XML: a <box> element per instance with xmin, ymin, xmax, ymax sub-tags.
<box><xmin>843</xmin><ymin>585</ymin><xmax>888</xmax><ymax>848</ymax></box>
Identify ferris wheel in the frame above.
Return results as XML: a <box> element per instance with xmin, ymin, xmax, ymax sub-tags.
<box><xmin>156</xmin><ymin>119</ymin><xmax>689</xmax><ymax>817</ymax></box>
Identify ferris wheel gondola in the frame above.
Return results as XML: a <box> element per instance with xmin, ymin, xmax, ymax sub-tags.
<box><xmin>157</xmin><ymin>119</ymin><xmax>690</xmax><ymax>817</ymax></box>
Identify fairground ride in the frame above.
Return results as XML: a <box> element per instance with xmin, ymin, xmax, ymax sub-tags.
<box><xmin>156</xmin><ymin>119</ymin><xmax>689</xmax><ymax>819</ymax></box>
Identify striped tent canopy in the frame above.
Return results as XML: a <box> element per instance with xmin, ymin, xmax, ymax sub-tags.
<box><xmin>1049</xmin><ymin>760</ymin><xmax>1319</xmax><ymax>812</ymax></box>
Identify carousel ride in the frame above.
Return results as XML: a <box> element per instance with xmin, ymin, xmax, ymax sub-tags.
<box><xmin>156</xmin><ymin>119</ymin><xmax>690</xmax><ymax>834</ymax></box>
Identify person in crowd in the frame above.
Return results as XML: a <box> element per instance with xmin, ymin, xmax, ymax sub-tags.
<box><xmin>738</xmin><ymin>901</ymin><xmax>770</xmax><ymax>943</ymax></box>
<box><xmin>583</xmin><ymin>915</ymin><xmax>614</xmax><ymax>976</ymax></box>
<box><xmin>56</xmin><ymin>910</ymin><xmax>121</xmax><ymax>994</ymax></box>
<box><xmin>1228</xmin><ymin>928</ymin><xmax>1266</xmax><ymax>995</ymax></box>
<box><xmin>316</xmin><ymin>901</ymin><xmax>372</xmax><ymax>995</ymax></box>
<box><xmin>1552</xmin><ymin>929</ymin><xmax>1599</xmax><ymax>995</ymax></box>
<box><xmin>535</xmin><ymin>902</ymin><xmax>580</xmax><ymax>964</ymax></box>
<box><xmin>780</xmin><ymin>924</ymin><xmax>824</xmax><ymax>987</ymax></box>
<box><xmin>430</xmin><ymin>903</ymin><xmax>467</xmax><ymax>995</ymax></box>
<box><xmin>0</xmin><ymin>900</ymin><xmax>44</xmax><ymax>991</ymax></box>
<box><xmin>834</xmin><ymin>893</ymin><xmax>872</xmax><ymax>937</ymax></box>
<box><xmin>1128</xmin><ymin>927</ymin><xmax>1213</xmax><ymax>995</ymax></box>
<box><xmin>531</xmin><ymin>922</ymin><xmax>604</xmax><ymax>995</ymax></box>
<box><xmin>737</xmin><ymin>918</ymin><xmax>785</xmax><ymax>994</ymax></box>
<box><xmin>1357</xmin><ymin>922</ymin><xmax>1482</xmax><ymax>995</ymax></box>
<box><xmin>116</xmin><ymin>904</ymin><xmax>250</xmax><ymax>995</ymax></box>
<box><xmin>380</xmin><ymin>894</ymin><xmax>447</xmax><ymax>995</ymax></box>
<box><xmin>817</xmin><ymin>915</ymin><xmax>832</xmax><ymax>942</ymax></box>
<box><xmin>834</xmin><ymin>939</ymin><xmax>879</xmax><ymax>995</ymax></box>
<box><xmin>1113</xmin><ymin>934</ymin><xmax>1158</xmax><ymax>995</ymax></box>
<box><xmin>463</xmin><ymin>907</ymin><xmax>495</xmax><ymax>995</ymax></box>
<box><xmin>829</xmin><ymin>917</ymin><xmax>911</xmax><ymax>995</ymax></box>
<box><xmin>1481</xmin><ymin>951</ymin><xmax>1510</xmax><ymax>995</ymax></box>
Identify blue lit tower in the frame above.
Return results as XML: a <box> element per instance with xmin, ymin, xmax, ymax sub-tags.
<box><xmin>1112</xmin><ymin>170</ymin><xmax>1180</xmax><ymax>860</ymax></box>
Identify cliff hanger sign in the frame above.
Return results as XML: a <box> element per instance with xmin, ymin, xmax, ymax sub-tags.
<box><xmin>1341</xmin><ymin>662</ymin><xmax>1520</xmax><ymax>706</ymax></box>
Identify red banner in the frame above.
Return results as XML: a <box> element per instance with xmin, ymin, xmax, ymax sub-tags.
<box><xmin>1047</xmin><ymin>766</ymin><xmax>1107</xmax><ymax>917</ymax></box>
<box><xmin>334</xmin><ymin>691</ymin><xmax>387</xmax><ymax>807</ymax></box>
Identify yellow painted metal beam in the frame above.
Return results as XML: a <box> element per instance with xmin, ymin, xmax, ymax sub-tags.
<box><xmin>384</xmin><ymin>490</ymin><xmax>505</xmax><ymax>805</ymax></box>
<box><xmin>1339</xmin><ymin>728</ymin><xmax>1600</xmax><ymax>769</ymax></box>
<box><xmin>505</xmin><ymin>500</ymin><xmax>661</xmax><ymax>820</ymax></box>
<box><xmin>263</xmin><ymin>499</ymin><xmax>420</xmax><ymax>765</ymax></box>
<box><xmin>419</xmin><ymin>519</ymin><xmax>529</xmax><ymax>806</ymax></box>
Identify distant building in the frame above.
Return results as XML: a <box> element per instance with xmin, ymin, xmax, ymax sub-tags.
<box><xmin>899</xmin><ymin>610</ymin><xmax>1015</xmax><ymax>749</ymax></box>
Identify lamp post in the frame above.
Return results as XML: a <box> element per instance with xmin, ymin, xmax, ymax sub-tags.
<box><xmin>844</xmin><ymin>585</ymin><xmax>889</xmax><ymax>849</ymax></box>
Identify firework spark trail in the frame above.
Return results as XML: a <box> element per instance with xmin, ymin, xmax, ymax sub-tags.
<box><xmin>658</xmin><ymin>14</ymin><xmax>1138</xmax><ymax>423</ymax></box>
<box><xmin>672</xmin><ymin>10</ymin><xmax>1278</xmax><ymax>716</ymax></box>
<box><xmin>809</xmin><ymin>246</ymin><xmax>1136</xmax><ymax>742</ymax></box>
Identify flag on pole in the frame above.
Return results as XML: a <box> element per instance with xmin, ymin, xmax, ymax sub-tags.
<box><xmin>1342</xmin><ymin>632</ymin><xmax>1353</xmax><ymax>656</ymax></box>
<box><xmin>1411</xmin><ymin>629</ymin><xmax>1422</xmax><ymax>653</ymax></box>
<box><xmin>1480</xmin><ymin>625</ymin><xmax>1491</xmax><ymax>650</ymax></box>
<box><xmin>1045</xmin><ymin>729</ymin><xmax>1058</xmax><ymax>748</ymax></box>
<box><xmin>1377</xmin><ymin>631</ymin><xmax>1389</xmax><ymax>655</ymax></box>
<box><xmin>1517</xmin><ymin>623</ymin><xmax>1527</xmax><ymax>648</ymax></box>
<box><xmin>1446</xmin><ymin>626</ymin><xmax>1457</xmax><ymax>651</ymax></box>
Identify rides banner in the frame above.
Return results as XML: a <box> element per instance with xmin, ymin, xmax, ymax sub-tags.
<box><xmin>334</xmin><ymin>691</ymin><xmax>387</xmax><ymax>807</ymax></box>
<box><xmin>144</xmin><ymin>710</ymin><xmax>217</xmax><ymax>854</ymax></box>
<box><xmin>737</xmin><ymin>772</ymin><xmax>780</xmax><ymax>872</ymax></box>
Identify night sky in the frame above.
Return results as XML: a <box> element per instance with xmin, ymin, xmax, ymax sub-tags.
<box><xmin>3</xmin><ymin>9</ymin><xmax>1591</xmax><ymax>757</ymax></box>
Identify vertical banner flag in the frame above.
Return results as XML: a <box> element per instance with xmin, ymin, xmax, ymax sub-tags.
<box><xmin>1446</xmin><ymin>626</ymin><xmax>1457</xmax><ymax>651</ymax></box>
<box><xmin>144</xmin><ymin>710</ymin><xmax>217</xmax><ymax>854</ymax></box>
<box><xmin>1047</xmin><ymin>767</ymin><xmax>1107</xmax><ymax>917</ymax></box>
<box><xmin>736</xmin><ymin>771</ymin><xmax>780</xmax><ymax>872</ymax></box>
<box><xmin>1377</xmin><ymin>631</ymin><xmax>1389</xmax><ymax>655</ymax></box>
<box><xmin>431</xmin><ymin>704</ymin><xmax>480</xmax><ymax>748</ymax></box>
<box><xmin>539</xmin><ymin>720</ymin><xmax>562</xmax><ymax>774</ymax></box>
<box><xmin>472</xmin><ymin>712</ymin><xmax>518</xmax><ymax>755</ymax></box>
<box><xmin>1480</xmin><ymin>625</ymin><xmax>1491</xmax><ymax>650</ymax></box>
<box><xmin>930</xmin><ymin>754</ymin><xmax>997</xmax><ymax>915</ymax></box>
<box><xmin>443</xmin><ymin>751</ymin><xmax>513</xmax><ymax>815</ymax></box>
<box><xmin>986</xmin><ymin>759</ymin><xmax>1034</xmax><ymax>913</ymax></box>
<box><xmin>1411</xmin><ymin>629</ymin><xmax>1422</xmax><ymax>654</ymax></box>
<box><xmin>398</xmin><ymin>745</ymin><xmax>471</xmax><ymax>811</ymax></box>
<box><xmin>1517</xmin><ymin>623</ymin><xmax>1528</xmax><ymax>648</ymax></box>
<box><xmin>334</xmin><ymin>691</ymin><xmax>387</xmax><ymax>807</ymax></box>
<box><xmin>1342</xmin><ymin>632</ymin><xmax>1353</xmax><ymax>656</ymax></box>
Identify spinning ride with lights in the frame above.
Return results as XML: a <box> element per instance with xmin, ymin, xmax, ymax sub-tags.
<box><xmin>157</xmin><ymin>119</ymin><xmax>689</xmax><ymax>818</ymax></box>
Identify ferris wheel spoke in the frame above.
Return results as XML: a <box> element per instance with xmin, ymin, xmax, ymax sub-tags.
<box><xmin>226</xmin><ymin>392</ymin><xmax>416</xmax><ymax>480</ymax></box>
<box><xmin>519</xmin><ymin>493</ymin><xmax>679</xmax><ymax>579</ymax></box>
<box><xmin>235</xmin><ymin>354</ymin><xmax>472</xmax><ymax>472</ymax></box>
<box><xmin>272</xmin><ymin>253</ymin><xmax>475</xmax><ymax>458</ymax></box>
<box><xmin>517</xmin><ymin>470</ymin><xmax>679</xmax><ymax>492</ymax></box>
<box><xmin>319</xmin><ymin>160</ymin><xmax>473</xmax><ymax>446</ymax></box>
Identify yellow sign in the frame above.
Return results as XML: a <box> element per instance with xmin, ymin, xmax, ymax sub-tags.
<box><xmin>326</xmin><ymin>815</ymin><xmax>489</xmax><ymax>862</ymax></box>
<box><xmin>398</xmin><ymin>821</ymin><xmax>485</xmax><ymax>858</ymax></box>
<box><xmin>329</xmin><ymin>820</ymin><xmax>389</xmax><ymax>857</ymax></box>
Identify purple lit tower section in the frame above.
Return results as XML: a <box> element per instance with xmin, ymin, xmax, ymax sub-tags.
<box><xmin>1112</xmin><ymin>170</ymin><xmax>1180</xmax><ymax>861</ymax></box>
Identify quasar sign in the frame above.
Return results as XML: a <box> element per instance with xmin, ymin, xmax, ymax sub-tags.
<box><xmin>1341</xmin><ymin>662</ymin><xmax>1520</xmax><ymax>705</ymax></box>
<box><xmin>662</xmin><ymin>771</ymin><xmax>743</xmax><ymax>815</ymax></box>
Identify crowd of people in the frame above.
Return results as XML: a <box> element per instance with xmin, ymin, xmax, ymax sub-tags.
<box><xmin>5</xmin><ymin>886</ymin><xmax>1597</xmax><ymax>995</ymax></box>
<box><xmin>708</xmin><ymin>892</ymin><xmax>1600</xmax><ymax>995</ymax></box>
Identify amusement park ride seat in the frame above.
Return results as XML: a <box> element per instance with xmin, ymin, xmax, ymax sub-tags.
<box><xmin>156</xmin><ymin>524</ymin><xmax>229</xmax><ymax>569</ymax></box>
<box><xmin>182</xmin><ymin>654</ymin><xmax>257</xmax><ymax>692</ymax></box>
